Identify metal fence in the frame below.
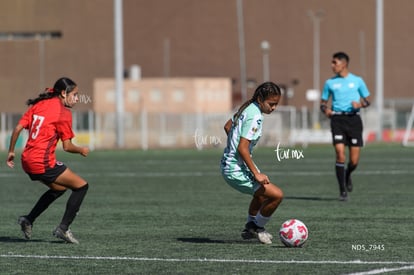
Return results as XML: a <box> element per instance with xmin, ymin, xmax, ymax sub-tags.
<box><xmin>1</xmin><ymin>106</ymin><xmax>301</xmax><ymax>151</ymax></box>
<box><xmin>1</xmin><ymin>105</ymin><xmax>413</xmax><ymax>151</ymax></box>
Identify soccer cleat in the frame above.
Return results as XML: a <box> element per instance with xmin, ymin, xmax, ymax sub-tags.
<box><xmin>257</xmin><ymin>231</ymin><xmax>272</xmax><ymax>244</ymax></box>
<box><xmin>17</xmin><ymin>216</ymin><xmax>32</xmax><ymax>240</ymax></box>
<box><xmin>241</xmin><ymin>221</ymin><xmax>273</xmax><ymax>244</ymax></box>
<box><xmin>339</xmin><ymin>192</ymin><xmax>348</xmax><ymax>202</ymax></box>
<box><xmin>53</xmin><ymin>227</ymin><xmax>79</xmax><ymax>244</ymax></box>
<box><xmin>264</xmin><ymin>231</ymin><xmax>273</xmax><ymax>240</ymax></box>
<box><xmin>241</xmin><ymin>228</ymin><xmax>256</xmax><ymax>240</ymax></box>
<box><xmin>241</xmin><ymin>221</ymin><xmax>257</xmax><ymax>240</ymax></box>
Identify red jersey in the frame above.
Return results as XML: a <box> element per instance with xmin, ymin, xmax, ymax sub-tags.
<box><xmin>19</xmin><ymin>97</ymin><xmax>75</xmax><ymax>174</ymax></box>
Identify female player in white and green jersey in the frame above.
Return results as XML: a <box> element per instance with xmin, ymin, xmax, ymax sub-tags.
<box><xmin>220</xmin><ymin>82</ymin><xmax>284</xmax><ymax>244</ymax></box>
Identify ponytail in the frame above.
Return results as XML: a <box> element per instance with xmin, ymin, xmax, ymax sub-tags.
<box><xmin>26</xmin><ymin>88</ymin><xmax>60</xmax><ymax>106</ymax></box>
<box><xmin>25</xmin><ymin>77</ymin><xmax>77</xmax><ymax>106</ymax></box>
<box><xmin>232</xmin><ymin>99</ymin><xmax>254</xmax><ymax>126</ymax></box>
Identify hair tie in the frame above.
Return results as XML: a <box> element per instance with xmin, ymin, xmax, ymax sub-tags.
<box><xmin>45</xmin><ymin>87</ymin><xmax>54</xmax><ymax>93</ymax></box>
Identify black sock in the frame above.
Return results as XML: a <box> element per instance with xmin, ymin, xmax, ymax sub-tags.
<box><xmin>335</xmin><ymin>162</ymin><xmax>346</xmax><ymax>193</ymax></box>
<box><xmin>346</xmin><ymin>163</ymin><xmax>358</xmax><ymax>179</ymax></box>
<box><xmin>59</xmin><ymin>184</ymin><xmax>89</xmax><ymax>231</ymax></box>
<box><xmin>27</xmin><ymin>189</ymin><xmax>66</xmax><ymax>224</ymax></box>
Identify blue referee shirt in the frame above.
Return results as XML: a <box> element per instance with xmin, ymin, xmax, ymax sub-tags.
<box><xmin>321</xmin><ymin>73</ymin><xmax>370</xmax><ymax>112</ymax></box>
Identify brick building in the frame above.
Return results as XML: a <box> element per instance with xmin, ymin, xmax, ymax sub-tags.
<box><xmin>1</xmin><ymin>0</ymin><xmax>413</xmax><ymax>114</ymax></box>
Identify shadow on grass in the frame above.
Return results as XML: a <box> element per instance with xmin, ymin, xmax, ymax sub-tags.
<box><xmin>177</xmin><ymin>237</ymin><xmax>287</xmax><ymax>248</ymax></box>
<box><xmin>177</xmin><ymin>237</ymin><xmax>249</xmax><ymax>244</ymax></box>
<box><xmin>0</xmin><ymin>236</ymin><xmax>43</xmax><ymax>243</ymax></box>
<box><xmin>0</xmin><ymin>236</ymin><xmax>65</xmax><ymax>244</ymax></box>
<box><xmin>284</xmin><ymin>196</ymin><xmax>338</xmax><ymax>201</ymax></box>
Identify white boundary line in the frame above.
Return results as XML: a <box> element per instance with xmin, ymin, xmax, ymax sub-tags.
<box><xmin>1</xmin><ymin>254</ymin><xmax>413</xmax><ymax>265</ymax></box>
<box><xmin>2</xmin><ymin>169</ymin><xmax>414</xmax><ymax>178</ymax></box>
<box><xmin>343</xmin><ymin>264</ymin><xmax>414</xmax><ymax>275</ymax></box>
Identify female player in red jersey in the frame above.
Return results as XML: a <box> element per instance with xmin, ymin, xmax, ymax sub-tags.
<box><xmin>6</xmin><ymin>77</ymin><xmax>89</xmax><ymax>244</ymax></box>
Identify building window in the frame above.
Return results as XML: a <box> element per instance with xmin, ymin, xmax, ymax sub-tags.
<box><xmin>173</xmin><ymin>89</ymin><xmax>184</xmax><ymax>102</ymax></box>
<box><xmin>128</xmin><ymin>89</ymin><xmax>140</xmax><ymax>103</ymax></box>
<box><xmin>151</xmin><ymin>88</ymin><xmax>162</xmax><ymax>102</ymax></box>
<box><xmin>106</xmin><ymin>90</ymin><xmax>115</xmax><ymax>103</ymax></box>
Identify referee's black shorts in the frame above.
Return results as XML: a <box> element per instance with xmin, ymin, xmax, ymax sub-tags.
<box><xmin>330</xmin><ymin>114</ymin><xmax>364</xmax><ymax>147</ymax></box>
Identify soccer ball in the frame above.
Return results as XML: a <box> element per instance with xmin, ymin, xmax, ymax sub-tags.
<box><xmin>279</xmin><ymin>219</ymin><xmax>308</xmax><ymax>247</ymax></box>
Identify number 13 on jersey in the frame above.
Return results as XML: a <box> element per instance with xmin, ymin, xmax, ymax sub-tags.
<box><xmin>30</xmin><ymin>114</ymin><xmax>45</xmax><ymax>139</ymax></box>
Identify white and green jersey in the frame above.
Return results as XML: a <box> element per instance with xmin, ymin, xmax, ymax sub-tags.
<box><xmin>221</xmin><ymin>102</ymin><xmax>263</xmax><ymax>174</ymax></box>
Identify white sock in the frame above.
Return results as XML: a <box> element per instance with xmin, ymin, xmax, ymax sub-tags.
<box><xmin>247</xmin><ymin>215</ymin><xmax>256</xmax><ymax>223</ymax></box>
<box><xmin>255</xmin><ymin>212</ymin><xmax>271</xmax><ymax>228</ymax></box>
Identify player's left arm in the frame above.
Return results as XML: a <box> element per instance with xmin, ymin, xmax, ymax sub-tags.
<box><xmin>62</xmin><ymin>139</ymin><xmax>89</xmax><ymax>157</ymax></box>
<box><xmin>352</xmin><ymin>96</ymin><xmax>371</xmax><ymax>109</ymax></box>
<box><xmin>352</xmin><ymin>78</ymin><xmax>371</xmax><ymax>109</ymax></box>
<box><xmin>58</xmin><ymin>112</ymin><xmax>89</xmax><ymax>157</ymax></box>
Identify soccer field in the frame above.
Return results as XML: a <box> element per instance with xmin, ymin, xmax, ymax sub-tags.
<box><xmin>0</xmin><ymin>144</ymin><xmax>413</xmax><ymax>274</ymax></box>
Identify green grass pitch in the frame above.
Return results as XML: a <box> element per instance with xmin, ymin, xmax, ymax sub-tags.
<box><xmin>0</xmin><ymin>144</ymin><xmax>413</xmax><ymax>274</ymax></box>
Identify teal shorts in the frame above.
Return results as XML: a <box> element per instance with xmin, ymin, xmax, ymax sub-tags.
<box><xmin>221</xmin><ymin>170</ymin><xmax>261</xmax><ymax>195</ymax></box>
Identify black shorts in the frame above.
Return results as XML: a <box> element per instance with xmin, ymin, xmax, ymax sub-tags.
<box><xmin>330</xmin><ymin>114</ymin><xmax>364</xmax><ymax>146</ymax></box>
<box><xmin>27</xmin><ymin>161</ymin><xmax>67</xmax><ymax>185</ymax></box>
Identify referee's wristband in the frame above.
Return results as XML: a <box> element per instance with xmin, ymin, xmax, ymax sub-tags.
<box><xmin>320</xmin><ymin>104</ymin><xmax>327</xmax><ymax>113</ymax></box>
<box><xmin>362</xmin><ymin>98</ymin><xmax>370</xmax><ymax>108</ymax></box>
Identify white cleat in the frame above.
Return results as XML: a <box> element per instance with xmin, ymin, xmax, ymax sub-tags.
<box><xmin>257</xmin><ymin>229</ymin><xmax>273</xmax><ymax>244</ymax></box>
<box><xmin>53</xmin><ymin>227</ymin><xmax>79</xmax><ymax>244</ymax></box>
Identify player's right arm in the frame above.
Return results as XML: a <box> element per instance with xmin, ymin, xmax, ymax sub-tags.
<box><xmin>321</xmin><ymin>81</ymin><xmax>333</xmax><ymax>117</ymax></box>
<box><xmin>237</xmin><ymin>137</ymin><xmax>270</xmax><ymax>185</ymax></box>
<box><xmin>6</xmin><ymin>123</ymin><xmax>24</xmax><ymax>168</ymax></box>
<box><xmin>320</xmin><ymin>99</ymin><xmax>333</xmax><ymax>117</ymax></box>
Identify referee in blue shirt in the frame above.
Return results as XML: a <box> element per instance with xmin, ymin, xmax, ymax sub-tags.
<box><xmin>320</xmin><ymin>52</ymin><xmax>371</xmax><ymax>201</ymax></box>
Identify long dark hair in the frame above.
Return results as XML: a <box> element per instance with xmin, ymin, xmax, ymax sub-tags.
<box><xmin>233</xmin><ymin>81</ymin><xmax>281</xmax><ymax>125</ymax></box>
<box><xmin>26</xmin><ymin>77</ymin><xmax>77</xmax><ymax>106</ymax></box>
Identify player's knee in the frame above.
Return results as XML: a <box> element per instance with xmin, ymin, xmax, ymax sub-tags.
<box><xmin>269</xmin><ymin>184</ymin><xmax>284</xmax><ymax>201</ymax></box>
<box><xmin>54</xmin><ymin>189</ymin><xmax>67</xmax><ymax>198</ymax></box>
<box><xmin>76</xmin><ymin>182</ymin><xmax>89</xmax><ymax>192</ymax></box>
<box><xmin>349</xmin><ymin>160</ymin><xmax>359</xmax><ymax>167</ymax></box>
<box><xmin>336</xmin><ymin>154</ymin><xmax>346</xmax><ymax>163</ymax></box>
<box><xmin>275</xmin><ymin>188</ymin><xmax>284</xmax><ymax>202</ymax></box>
<box><xmin>47</xmin><ymin>188</ymin><xmax>67</xmax><ymax>199</ymax></box>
